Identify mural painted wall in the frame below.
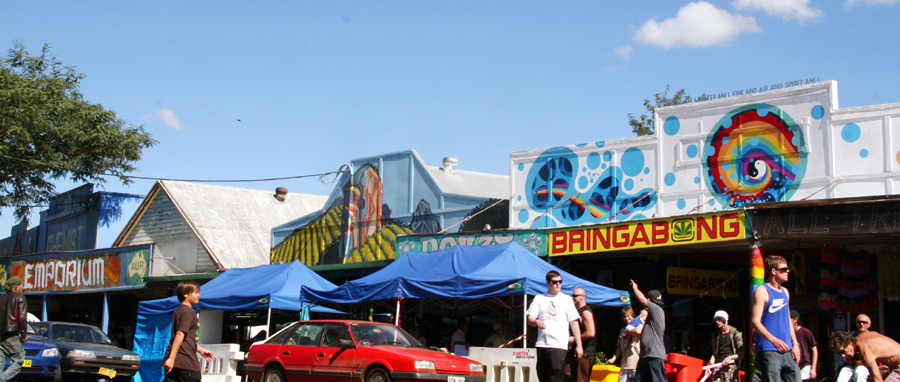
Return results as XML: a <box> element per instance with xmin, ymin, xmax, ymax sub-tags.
<box><xmin>511</xmin><ymin>80</ymin><xmax>900</xmax><ymax>228</ymax></box>
<box><xmin>271</xmin><ymin>151</ymin><xmax>509</xmax><ymax>267</ymax></box>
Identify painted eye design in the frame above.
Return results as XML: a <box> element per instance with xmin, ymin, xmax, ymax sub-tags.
<box><xmin>746</xmin><ymin>158</ymin><xmax>768</xmax><ymax>181</ymax></box>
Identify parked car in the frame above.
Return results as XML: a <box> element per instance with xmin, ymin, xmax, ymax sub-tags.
<box><xmin>35</xmin><ymin>322</ymin><xmax>140</xmax><ymax>381</ymax></box>
<box><xmin>245</xmin><ymin>320</ymin><xmax>485</xmax><ymax>382</ymax></box>
<box><xmin>5</xmin><ymin>323</ymin><xmax>61</xmax><ymax>382</ymax></box>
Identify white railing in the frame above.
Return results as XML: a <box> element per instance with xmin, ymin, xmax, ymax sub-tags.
<box><xmin>199</xmin><ymin>343</ymin><xmax>245</xmax><ymax>382</ymax></box>
<box><xmin>467</xmin><ymin>347</ymin><xmax>537</xmax><ymax>382</ymax></box>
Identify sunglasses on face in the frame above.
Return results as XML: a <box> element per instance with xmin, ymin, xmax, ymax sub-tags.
<box><xmin>572</xmin><ymin>294</ymin><xmax>584</xmax><ymax>298</ymax></box>
<box><xmin>549</xmin><ymin>279</ymin><xmax>562</xmax><ymax>285</ymax></box>
<box><xmin>775</xmin><ymin>267</ymin><xmax>790</xmax><ymax>273</ymax></box>
<box><xmin>858</xmin><ymin>321</ymin><xmax>870</xmax><ymax>324</ymax></box>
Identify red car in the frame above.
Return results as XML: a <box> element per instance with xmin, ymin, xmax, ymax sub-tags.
<box><xmin>245</xmin><ymin>320</ymin><xmax>485</xmax><ymax>382</ymax></box>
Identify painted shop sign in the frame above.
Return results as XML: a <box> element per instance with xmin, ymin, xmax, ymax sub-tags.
<box><xmin>396</xmin><ymin>230</ymin><xmax>547</xmax><ymax>257</ymax></box>
<box><xmin>667</xmin><ymin>267</ymin><xmax>739</xmax><ymax>297</ymax></box>
<box><xmin>548</xmin><ymin>211</ymin><xmax>747</xmax><ymax>256</ymax></box>
<box><xmin>750</xmin><ymin>201</ymin><xmax>900</xmax><ymax>238</ymax></box>
<box><xmin>0</xmin><ymin>245</ymin><xmax>150</xmax><ymax>293</ymax></box>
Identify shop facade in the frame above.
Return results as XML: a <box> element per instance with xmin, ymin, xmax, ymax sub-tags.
<box><xmin>497</xmin><ymin>80</ymin><xmax>900</xmax><ymax>375</ymax></box>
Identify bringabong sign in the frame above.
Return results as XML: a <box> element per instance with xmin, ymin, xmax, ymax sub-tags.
<box><xmin>547</xmin><ymin>211</ymin><xmax>747</xmax><ymax>256</ymax></box>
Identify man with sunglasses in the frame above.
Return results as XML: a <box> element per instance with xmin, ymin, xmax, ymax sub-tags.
<box><xmin>527</xmin><ymin>271</ymin><xmax>583</xmax><ymax>382</ymax></box>
<box><xmin>837</xmin><ymin>314</ymin><xmax>878</xmax><ymax>382</ymax></box>
<box><xmin>751</xmin><ymin>255</ymin><xmax>801</xmax><ymax>382</ymax></box>
<box><xmin>830</xmin><ymin>330</ymin><xmax>900</xmax><ymax>382</ymax></box>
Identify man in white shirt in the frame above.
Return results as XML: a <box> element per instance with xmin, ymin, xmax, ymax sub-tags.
<box><xmin>528</xmin><ymin>271</ymin><xmax>583</xmax><ymax>382</ymax></box>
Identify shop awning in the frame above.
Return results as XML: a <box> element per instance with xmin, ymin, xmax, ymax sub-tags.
<box><xmin>138</xmin><ymin>261</ymin><xmax>342</xmax><ymax>314</ymax></box>
<box><xmin>300</xmin><ymin>242</ymin><xmax>630</xmax><ymax>306</ymax></box>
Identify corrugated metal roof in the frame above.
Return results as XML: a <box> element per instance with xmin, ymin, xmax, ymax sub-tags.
<box><xmin>159</xmin><ymin>180</ymin><xmax>329</xmax><ymax>269</ymax></box>
<box><xmin>425</xmin><ymin>166</ymin><xmax>509</xmax><ymax>199</ymax></box>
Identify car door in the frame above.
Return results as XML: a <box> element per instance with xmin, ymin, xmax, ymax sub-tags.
<box><xmin>278</xmin><ymin>323</ymin><xmax>325</xmax><ymax>382</ymax></box>
<box><xmin>311</xmin><ymin>323</ymin><xmax>358</xmax><ymax>382</ymax></box>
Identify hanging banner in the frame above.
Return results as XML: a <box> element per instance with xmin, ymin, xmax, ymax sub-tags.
<box><xmin>548</xmin><ymin>211</ymin><xmax>747</xmax><ymax>256</ymax></box>
<box><xmin>0</xmin><ymin>245</ymin><xmax>151</xmax><ymax>293</ymax></box>
<box><xmin>396</xmin><ymin>230</ymin><xmax>547</xmax><ymax>257</ymax></box>
<box><xmin>667</xmin><ymin>267</ymin><xmax>739</xmax><ymax>297</ymax></box>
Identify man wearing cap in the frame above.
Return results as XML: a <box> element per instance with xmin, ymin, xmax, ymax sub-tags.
<box><xmin>790</xmin><ymin>310</ymin><xmax>817</xmax><ymax>381</ymax></box>
<box><xmin>751</xmin><ymin>255</ymin><xmax>801</xmax><ymax>382</ymax></box>
<box><xmin>630</xmin><ymin>280</ymin><xmax>666</xmax><ymax>382</ymax></box>
<box><xmin>0</xmin><ymin>276</ymin><xmax>28</xmax><ymax>382</ymax></box>
<box><xmin>708</xmin><ymin>310</ymin><xmax>743</xmax><ymax>382</ymax></box>
<box><xmin>527</xmin><ymin>271</ymin><xmax>583</xmax><ymax>382</ymax></box>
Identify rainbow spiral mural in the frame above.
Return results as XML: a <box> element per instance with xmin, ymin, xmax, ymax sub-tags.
<box><xmin>703</xmin><ymin>104</ymin><xmax>807</xmax><ymax>208</ymax></box>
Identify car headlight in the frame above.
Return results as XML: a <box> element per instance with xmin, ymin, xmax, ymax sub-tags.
<box><xmin>41</xmin><ymin>348</ymin><xmax>59</xmax><ymax>358</ymax></box>
<box><xmin>67</xmin><ymin>350</ymin><xmax>96</xmax><ymax>358</ymax></box>
<box><xmin>122</xmin><ymin>354</ymin><xmax>140</xmax><ymax>361</ymax></box>
<box><xmin>470</xmin><ymin>364</ymin><xmax>485</xmax><ymax>375</ymax></box>
<box><xmin>414</xmin><ymin>360</ymin><xmax>435</xmax><ymax>373</ymax></box>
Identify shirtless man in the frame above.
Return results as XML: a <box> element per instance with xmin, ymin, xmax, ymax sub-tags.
<box><xmin>830</xmin><ymin>331</ymin><xmax>900</xmax><ymax>382</ymax></box>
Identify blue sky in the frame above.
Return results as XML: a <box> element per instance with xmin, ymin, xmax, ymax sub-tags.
<box><xmin>2</xmin><ymin>0</ymin><xmax>899</xmax><ymax>233</ymax></box>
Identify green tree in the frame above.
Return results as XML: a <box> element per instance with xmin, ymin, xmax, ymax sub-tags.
<box><xmin>0</xmin><ymin>42</ymin><xmax>156</xmax><ymax>219</ymax></box>
<box><xmin>628</xmin><ymin>85</ymin><xmax>693</xmax><ymax>136</ymax></box>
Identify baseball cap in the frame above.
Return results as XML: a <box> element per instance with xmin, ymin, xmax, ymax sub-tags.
<box><xmin>714</xmin><ymin>310</ymin><xmax>729</xmax><ymax>322</ymax></box>
<box><xmin>647</xmin><ymin>290</ymin><xmax>664</xmax><ymax>305</ymax></box>
<box><xmin>5</xmin><ymin>276</ymin><xmax>22</xmax><ymax>289</ymax></box>
<box><xmin>790</xmin><ymin>310</ymin><xmax>800</xmax><ymax>319</ymax></box>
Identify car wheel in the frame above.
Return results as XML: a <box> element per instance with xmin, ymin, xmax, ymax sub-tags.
<box><xmin>50</xmin><ymin>368</ymin><xmax>62</xmax><ymax>382</ymax></box>
<box><xmin>263</xmin><ymin>366</ymin><xmax>286</xmax><ymax>382</ymax></box>
<box><xmin>366</xmin><ymin>367</ymin><xmax>391</xmax><ymax>382</ymax></box>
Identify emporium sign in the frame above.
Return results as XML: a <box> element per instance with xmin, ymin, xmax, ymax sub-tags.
<box><xmin>667</xmin><ymin>267</ymin><xmax>739</xmax><ymax>298</ymax></box>
<box><xmin>548</xmin><ymin>211</ymin><xmax>747</xmax><ymax>256</ymax></box>
<box><xmin>1</xmin><ymin>245</ymin><xmax>151</xmax><ymax>293</ymax></box>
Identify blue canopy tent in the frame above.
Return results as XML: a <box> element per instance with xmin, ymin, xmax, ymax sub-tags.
<box><xmin>134</xmin><ymin>261</ymin><xmax>341</xmax><ymax>382</ymax></box>
<box><xmin>300</xmin><ymin>242</ymin><xmax>630</xmax><ymax>306</ymax></box>
<box><xmin>299</xmin><ymin>242</ymin><xmax>630</xmax><ymax>348</ymax></box>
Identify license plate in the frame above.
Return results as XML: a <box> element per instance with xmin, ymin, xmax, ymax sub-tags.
<box><xmin>98</xmin><ymin>367</ymin><xmax>117</xmax><ymax>378</ymax></box>
<box><xmin>448</xmin><ymin>377</ymin><xmax>465</xmax><ymax>382</ymax></box>
<box><xmin>22</xmin><ymin>359</ymin><xmax>31</xmax><ymax>368</ymax></box>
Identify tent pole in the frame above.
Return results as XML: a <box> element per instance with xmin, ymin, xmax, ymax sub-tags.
<box><xmin>395</xmin><ymin>299</ymin><xmax>400</xmax><ymax>326</ymax></box>
<box><xmin>267</xmin><ymin>307</ymin><xmax>272</xmax><ymax>335</ymax></box>
<box><xmin>522</xmin><ymin>294</ymin><xmax>527</xmax><ymax>349</ymax></box>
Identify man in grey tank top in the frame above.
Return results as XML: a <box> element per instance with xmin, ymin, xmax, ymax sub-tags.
<box><xmin>631</xmin><ymin>280</ymin><xmax>667</xmax><ymax>382</ymax></box>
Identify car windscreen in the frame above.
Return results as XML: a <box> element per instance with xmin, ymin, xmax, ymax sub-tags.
<box><xmin>349</xmin><ymin>323</ymin><xmax>420</xmax><ymax>347</ymax></box>
<box><xmin>52</xmin><ymin>324</ymin><xmax>113</xmax><ymax>344</ymax></box>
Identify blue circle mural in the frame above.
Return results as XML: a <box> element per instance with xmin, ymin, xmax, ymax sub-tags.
<box><xmin>621</xmin><ymin>147</ymin><xmax>645</xmax><ymax>177</ymax></box>
<box><xmin>664</xmin><ymin>116</ymin><xmax>681</xmax><ymax>136</ymax></box>
<box><xmin>842</xmin><ymin>123</ymin><xmax>861</xmax><ymax>143</ymax></box>
<box><xmin>811</xmin><ymin>105</ymin><xmax>825</xmax><ymax>120</ymax></box>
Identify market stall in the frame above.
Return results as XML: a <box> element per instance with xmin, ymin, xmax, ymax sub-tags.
<box><xmin>134</xmin><ymin>261</ymin><xmax>342</xmax><ymax>382</ymax></box>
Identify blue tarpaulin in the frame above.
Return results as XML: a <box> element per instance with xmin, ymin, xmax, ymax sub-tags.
<box><xmin>300</xmin><ymin>242</ymin><xmax>630</xmax><ymax>307</ymax></box>
<box><xmin>137</xmin><ymin>261</ymin><xmax>342</xmax><ymax>314</ymax></box>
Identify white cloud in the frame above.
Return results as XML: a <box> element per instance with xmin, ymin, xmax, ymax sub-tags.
<box><xmin>844</xmin><ymin>0</ymin><xmax>900</xmax><ymax>7</ymax></box>
<box><xmin>614</xmin><ymin>45</ymin><xmax>634</xmax><ymax>60</ymax></box>
<box><xmin>733</xmin><ymin>0</ymin><xmax>823</xmax><ymax>21</ymax></box>
<box><xmin>634</xmin><ymin>1</ymin><xmax>761</xmax><ymax>49</ymax></box>
<box><xmin>143</xmin><ymin>108</ymin><xmax>183</xmax><ymax>129</ymax></box>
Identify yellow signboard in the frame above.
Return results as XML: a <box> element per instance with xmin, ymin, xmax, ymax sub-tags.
<box><xmin>667</xmin><ymin>267</ymin><xmax>739</xmax><ymax>297</ymax></box>
<box><xmin>548</xmin><ymin>211</ymin><xmax>746</xmax><ymax>256</ymax></box>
